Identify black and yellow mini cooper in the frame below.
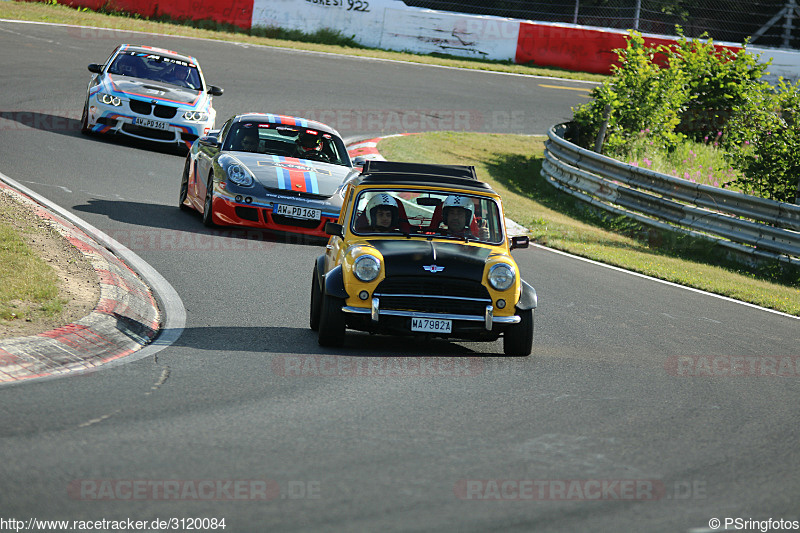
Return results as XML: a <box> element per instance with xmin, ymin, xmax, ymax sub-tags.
<box><xmin>309</xmin><ymin>161</ymin><xmax>537</xmax><ymax>356</ymax></box>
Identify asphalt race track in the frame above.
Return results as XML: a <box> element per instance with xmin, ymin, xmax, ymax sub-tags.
<box><xmin>1</xmin><ymin>20</ymin><xmax>798</xmax><ymax>533</ymax></box>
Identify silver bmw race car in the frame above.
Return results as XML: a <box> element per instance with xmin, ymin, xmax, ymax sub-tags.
<box><xmin>80</xmin><ymin>44</ymin><xmax>223</xmax><ymax>150</ymax></box>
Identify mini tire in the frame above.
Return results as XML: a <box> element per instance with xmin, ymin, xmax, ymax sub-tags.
<box><xmin>309</xmin><ymin>264</ymin><xmax>322</xmax><ymax>331</ymax></box>
<box><xmin>503</xmin><ymin>308</ymin><xmax>533</xmax><ymax>356</ymax></box>
<box><xmin>317</xmin><ymin>291</ymin><xmax>345</xmax><ymax>347</ymax></box>
<box><xmin>202</xmin><ymin>173</ymin><xmax>216</xmax><ymax>227</ymax></box>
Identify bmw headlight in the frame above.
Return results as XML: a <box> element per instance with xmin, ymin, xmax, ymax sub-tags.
<box><xmin>354</xmin><ymin>255</ymin><xmax>381</xmax><ymax>282</ymax></box>
<box><xmin>226</xmin><ymin>164</ymin><xmax>253</xmax><ymax>187</ymax></box>
<box><xmin>183</xmin><ymin>111</ymin><xmax>210</xmax><ymax>122</ymax></box>
<box><xmin>98</xmin><ymin>93</ymin><xmax>122</xmax><ymax>106</ymax></box>
<box><xmin>488</xmin><ymin>263</ymin><xmax>516</xmax><ymax>291</ymax></box>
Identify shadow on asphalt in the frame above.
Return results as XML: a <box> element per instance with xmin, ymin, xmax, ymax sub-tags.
<box><xmin>1</xmin><ymin>110</ymin><xmax>187</xmax><ymax>156</ymax></box>
<box><xmin>73</xmin><ymin>198</ymin><xmax>328</xmax><ymax>247</ymax></box>
<box><xmin>159</xmin><ymin>326</ymin><xmax>488</xmax><ymax>357</ymax></box>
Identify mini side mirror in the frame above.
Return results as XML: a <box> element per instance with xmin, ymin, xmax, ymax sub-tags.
<box><xmin>207</xmin><ymin>85</ymin><xmax>224</xmax><ymax>96</ymax></box>
<box><xmin>88</xmin><ymin>63</ymin><xmax>103</xmax><ymax>74</ymax></box>
<box><xmin>510</xmin><ymin>235</ymin><xmax>529</xmax><ymax>250</ymax></box>
<box><xmin>325</xmin><ymin>222</ymin><xmax>344</xmax><ymax>238</ymax></box>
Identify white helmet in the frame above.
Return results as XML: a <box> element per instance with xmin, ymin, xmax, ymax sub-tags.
<box><xmin>443</xmin><ymin>195</ymin><xmax>474</xmax><ymax>228</ymax></box>
<box><xmin>366</xmin><ymin>193</ymin><xmax>399</xmax><ymax>226</ymax></box>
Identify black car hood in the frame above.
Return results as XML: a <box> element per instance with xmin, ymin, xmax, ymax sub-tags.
<box><xmin>233</xmin><ymin>154</ymin><xmax>354</xmax><ymax>198</ymax></box>
<box><xmin>368</xmin><ymin>240</ymin><xmax>490</xmax><ymax>281</ymax></box>
<box><xmin>105</xmin><ymin>75</ymin><xmax>202</xmax><ymax>105</ymax></box>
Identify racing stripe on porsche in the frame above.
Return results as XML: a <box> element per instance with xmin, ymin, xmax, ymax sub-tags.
<box><xmin>267</xmin><ymin>115</ymin><xmax>308</xmax><ymax>128</ymax></box>
<box><xmin>270</xmin><ymin>156</ymin><xmax>320</xmax><ymax>194</ymax></box>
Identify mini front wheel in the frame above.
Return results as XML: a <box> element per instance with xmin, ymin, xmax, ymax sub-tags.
<box><xmin>503</xmin><ymin>308</ymin><xmax>533</xmax><ymax>356</ymax></box>
<box><xmin>317</xmin><ymin>292</ymin><xmax>345</xmax><ymax>347</ymax></box>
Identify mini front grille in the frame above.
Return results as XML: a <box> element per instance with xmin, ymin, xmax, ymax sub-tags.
<box><xmin>129</xmin><ymin>100</ymin><xmax>151</xmax><ymax>115</ymax></box>
<box><xmin>374</xmin><ymin>277</ymin><xmax>491</xmax><ymax>315</ymax></box>
<box><xmin>121</xmin><ymin>123</ymin><xmax>174</xmax><ymax>140</ymax></box>
<box><xmin>154</xmin><ymin>104</ymin><xmax>177</xmax><ymax>119</ymax></box>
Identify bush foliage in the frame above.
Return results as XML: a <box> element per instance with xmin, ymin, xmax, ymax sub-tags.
<box><xmin>570</xmin><ymin>30</ymin><xmax>799</xmax><ymax>203</ymax></box>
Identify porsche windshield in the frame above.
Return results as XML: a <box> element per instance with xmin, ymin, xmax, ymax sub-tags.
<box><xmin>352</xmin><ymin>189</ymin><xmax>504</xmax><ymax>244</ymax></box>
<box><xmin>108</xmin><ymin>51</ymin><xmax>203</xmax><ymax>91</ymax></box>
<box><xmin>223</xmin><ymin>121</ymin><xmax>351</xmax><ymax>167</ymax></box>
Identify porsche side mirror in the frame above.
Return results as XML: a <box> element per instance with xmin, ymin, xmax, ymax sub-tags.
<box><xmin>88</xmin><ymin>63</ymin><xmax>103</xmax><ymax>74</ymax></box>
<box><xmin>207</xmin><ymin>85</ymin><xmax>224</xmax><ymax>96</ymax></box>
<box><xmin>325</xmin><ymin>222</ymin><xmax>344</xmax><ymax>238</ymax></box>
<box><xmin>198</xmin><ymin>135</ymin><xmax>220</xmax><ymax>147</ymax></box>
<box><xmin>510</xmin><ymin>235</ymin><xmax>529</xmax><ymax>250</ymax></box>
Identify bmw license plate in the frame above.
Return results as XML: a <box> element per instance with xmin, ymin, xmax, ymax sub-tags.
<box><xmin>133</xmin><ymin>117</ymin><xmax>169</xmax><ymax>131</ymax></box>
<box><xmin>411</xmin><ymin>318</ymin><xmax>452</xmax><ymax>333</ymax></box>
<box><xmin>275</xmin><ymin>204</ymin><xmax>321</xmax><ymax>220</ymax></box>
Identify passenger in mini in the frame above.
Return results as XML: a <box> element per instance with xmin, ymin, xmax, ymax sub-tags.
<box><xmin>294</xmin><ymin>131</ymin><xmax>329</xmax><ymax>162</ymax></box>
<box><xmin>364</xmin><ymin>194</ymin><xmax>400</xmax><ymax>232</ymax></box>
<box><xmin>442</xmin><ymin>195</ymin><xmax>489</xmax><ymax>239</ymax></box>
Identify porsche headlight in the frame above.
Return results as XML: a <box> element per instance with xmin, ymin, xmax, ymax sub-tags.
<box><xmin>488</xmin><ymin>263</ymin><xmax>516</xmax><ymax>291</ymax></box>
<box><xmin>354</xmin><ymin>255</ymin><xmax>381</xmax><ymax>282</ymax></box>
<box><xmin>183</xmin><ymin>110</ymin><xmax>210</xmax><ymax>122</ymax></box>
<box><xmin>226</xmin><ymin>164</ymin><xmax>253</xmax><ymax>187</ymax></box>
<box><xmin>98</xmin><ymin>93</ymin><xmax>122</xmax><ymax>106</ymax></box>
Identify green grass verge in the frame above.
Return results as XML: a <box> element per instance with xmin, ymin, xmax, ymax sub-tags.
<box><xmin>0</xmin><ymin>206</ymin><xmax>64</xmax><ymax>322</ymax></box>
<box><xmin>378</xmin><ymin>132</ymin><xmax>800</xmax><ymax>316</ymax></box>
<box><xmin>0</xmin><ymin>1</ymin><xmax>607</xmax><ymax>83</ymax></box>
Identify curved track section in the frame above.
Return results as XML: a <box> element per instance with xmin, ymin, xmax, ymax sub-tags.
<box><xmin>0</xmin><ymin>21</ymin><xmax>798</xmax><ymax>533</ymax></box>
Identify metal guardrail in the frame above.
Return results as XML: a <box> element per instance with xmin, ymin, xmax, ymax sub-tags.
<box><xmin>541</xmin><ymin>123</ymin><xmax>800</xmax><ymax>266</ymax></box>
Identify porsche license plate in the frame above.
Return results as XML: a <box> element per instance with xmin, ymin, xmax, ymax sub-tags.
<box><xmin>275</xmin><ymin>204</ymin><xmax>321</xmax><ymax>220</ymax></box>
<box><xmin>411</xmin><ymin>318</ymin><xmax>452</xmax><ymax>333</ymax></box>
<box><xmin>133</xmin><ymin>117</ymin><xmax>169</xmax><ymax>131</ymax></box>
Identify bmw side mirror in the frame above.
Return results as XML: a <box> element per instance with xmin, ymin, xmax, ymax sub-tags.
<box><xmin>207</xmin><ymin>85</ymin><xmax>224</xmax><ymax>96</ymax></box>
<box><xmin>88</xmin><ymin>63</ymin><xmax>103</xmax><ymax>74</ymax></box>
<box><xmin>325</xmin><ymin>222</ymin><xmax>344</xmax><ymax>238</ymax></box>
<box><xmin>352</xmin><ymin>156</ymin><xmax>368</xmax><ymax>166</ymax></box>
<box><xmin>510</xmin><ymin>235</ymin><xmax>529</xmax><ymax>250</ymax></box>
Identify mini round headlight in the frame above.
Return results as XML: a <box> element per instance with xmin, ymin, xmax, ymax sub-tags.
<box><xmin>227</xmin><ymin>164</ymin><xmax>253</xmax><ymax>187</ymax></box>
<box><xmin>488</xmin><ymin>263</ymin><xmax>516</xmax><ymax>291</ymax></box>
<box><xmin>354</xmin><ymin>255</ymin><xmax>381</xmax><ymax>282</ymax></box>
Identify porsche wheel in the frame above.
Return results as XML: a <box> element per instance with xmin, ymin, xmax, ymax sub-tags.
<box><xmin>317</xmin><ymin>292</ymin><xmax>345</xmax><ymax>347</ymax></box>
<box><xmin>503</xmin><ymin>308</ymin><xmax>533</xmax><ymax>357</ymax></box>
<box><xmin>179</xmin><ymin>157</ymin><xmax>192</xmax><ymax>211</ymax></box>
<box><xmin>202</xmin><ymin>173</ymin><xmax>216</xmax><ymax>227</ymax></box>
<box><xmin>309</xmin><ymin>264</ymin><xmax>323</xmax><ymax>331</ymax></box>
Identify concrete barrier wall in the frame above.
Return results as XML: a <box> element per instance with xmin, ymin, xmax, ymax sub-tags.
<box><xmin>49</xmin><ymin>0</ymin><xmax>800</xmax><ymax>80</ymax></box>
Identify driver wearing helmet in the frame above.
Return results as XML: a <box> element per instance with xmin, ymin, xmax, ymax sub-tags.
<box><xmin>442</xmin><ymin>195</ymin><xmax>489</xmax><ymax>240</ymax></box>
<box><xmin>294</xmin><ymin>131</ymin><xmax>330</xmax><ymax>162</ymax></box>
<box><xmin>364</xmin><ymin>193</ymin><xmax>400</xmax><ymax>232</ymax></box>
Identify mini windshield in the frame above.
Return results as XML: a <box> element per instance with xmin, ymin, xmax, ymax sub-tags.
<box><xmin>352</xmin><ymin>189</ymin><xmax>504</xmax><ymax>244</ymax></box>
<box><xmin>108</xmin><ymin>51</ymin><xmax>203</xmax><ymax>91</ymax></box>
<box><xmin>223</xmin><ymin>121</ymin><xmax>351</xmax><ymax>167</ymax></box>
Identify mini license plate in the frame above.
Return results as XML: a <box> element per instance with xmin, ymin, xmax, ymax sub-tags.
<box><xmin>275</xmin><ymin>204</ymin><xmax>322</xmax><ymax>220</ymax></box>
<box><xmin>133</xmin><ymin>117</ymin><xmax>170</xmax><ymax>131</ymax></box>
<box><xmin>411</xmin><ymin>318</ymin><xmax>452</xmax><ymax>333</ymax></box>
